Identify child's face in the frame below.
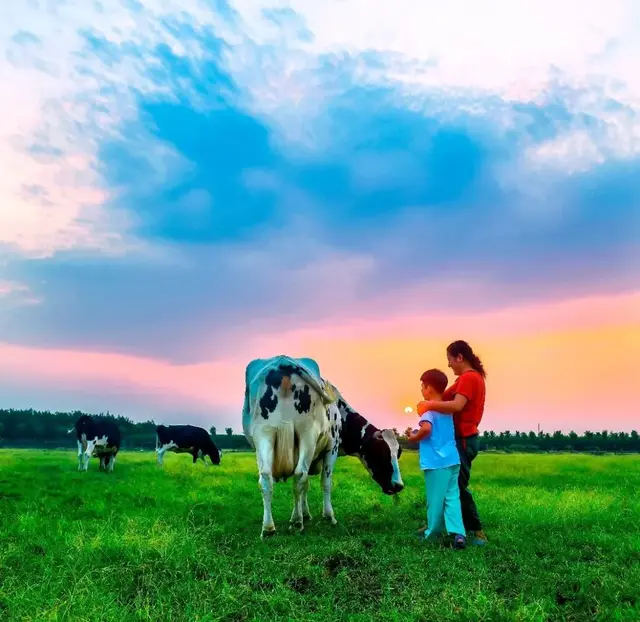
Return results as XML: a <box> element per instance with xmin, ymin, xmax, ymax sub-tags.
<box><xmin>421</xmin><ymin>382</ymin><xmax>435</xmax><ymax>400</ymax></box>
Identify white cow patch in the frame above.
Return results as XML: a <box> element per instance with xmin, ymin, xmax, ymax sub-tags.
<box><xmin>381</xmin><ymin>429</ymin><xmax>404</xmax><ymax>489</ymax></box>
<box><xmin>82</xmin><ymin>435</ymin><xmax>111</xmax><ymax>471</ymax></box>
<box><xmin>156</xmin><ymin>441</ymin><xmax>178</xmax><ymax>466</ymax></box>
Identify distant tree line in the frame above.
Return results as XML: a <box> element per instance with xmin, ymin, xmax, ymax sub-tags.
<box><xmin>0</xmin><ymin>408</ymin><xmax>252</xmax><ymax>450</ymax></box>
<box><xmin>397</xmin><ymin>428</ymin><xmax>640</xmax><ymax>453</ymax></box>
<box><xmin>0</xmin><ymin>408</ymin><xmax>638</xmax><ymax>453</ymax></box>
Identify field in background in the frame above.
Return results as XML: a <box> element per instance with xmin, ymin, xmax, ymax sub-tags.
<box><xmin>0</xmin><ymin>450</ymin><xmax>638</xmax><ymax>621</ymax></box>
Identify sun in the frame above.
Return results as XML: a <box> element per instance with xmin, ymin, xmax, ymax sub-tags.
<box><xmin>404</xmin><ymin>406</ymin><xmax>413</xmax><ymax>414</ymax></box>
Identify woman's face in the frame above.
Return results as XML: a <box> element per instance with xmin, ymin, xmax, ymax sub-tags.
<box><xmin>447</xmin><ymin>352</ymin><xmax>464</xmax><ymax>376</ymax></box>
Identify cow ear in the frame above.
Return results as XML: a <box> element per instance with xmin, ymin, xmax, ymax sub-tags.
<box><xmin>373</xmin><ymin>430</ymin><xmax>382</xmax><ymax>440</ymax></box>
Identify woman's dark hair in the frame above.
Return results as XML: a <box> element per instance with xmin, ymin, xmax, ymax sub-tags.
<box><xmin>446</xmin><ymin>340</ymin><xmax>487</xmax><ymax>379</ymax></box>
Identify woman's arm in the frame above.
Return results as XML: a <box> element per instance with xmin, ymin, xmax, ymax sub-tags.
<box><xmin>417</xmin><ymin>394</ymin><xmax>468</xmax><ymax>415</ymax></box>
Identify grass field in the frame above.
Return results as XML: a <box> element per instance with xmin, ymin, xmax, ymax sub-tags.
<box><xmin>0</xmin><ymin>450</ymin><xmax>638</xmax><ymax>622</ymax></box>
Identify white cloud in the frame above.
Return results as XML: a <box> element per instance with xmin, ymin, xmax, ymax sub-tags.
<box><xmin>0</xmin><ymin>279</ymin><xmax>41</xmax><ymax>306</ymax></box>
<box><xmin>1</xmin><ymin>0</ymin><xmax>638</xmax><ymax>257</ymax></box>
<box><xmin>232</xmin><ymin>0</ymin><xmax>635</xmax><ymax>97</ymax></box>
<box><xmin>0</xmin><ymin>0</ymin><xmax>224</xmax><ymax>258</ymax></box>
<box><xmin>229</xmin><ymin>0</ymin><xmax>640</xmax><ymax>165</ymax></box>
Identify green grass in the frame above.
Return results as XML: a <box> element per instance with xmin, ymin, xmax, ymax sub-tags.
<box><xmin>0</xmin><ymin>450</ymin><xmax>638</xmax><ymax>621</ymax></box>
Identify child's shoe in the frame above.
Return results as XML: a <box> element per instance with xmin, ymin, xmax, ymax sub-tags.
<box><xmin>453</xmin><ymin>534</ymin><xmax>466</xmax><ymax>550</ymax></box>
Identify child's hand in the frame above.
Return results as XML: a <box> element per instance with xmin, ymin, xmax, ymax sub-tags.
<box><xmin>404</xmin><ymin>426</ymin><xmax>413</xmax><ymax>438</ymax></box>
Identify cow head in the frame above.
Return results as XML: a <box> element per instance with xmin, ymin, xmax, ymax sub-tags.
<box><xmin>331</xmin><ymin>387</ymin><xmax>404</xmax><ymax>496</ymax></box>
<box><xmin>207</xmin><ymin>443</ymin><xmax>221</xmax><ymax>466</ymax></box>
<box><xmin>359</xmin><ymin>429</ymin><xmax>404</xmax><ymax>495</ymax></box>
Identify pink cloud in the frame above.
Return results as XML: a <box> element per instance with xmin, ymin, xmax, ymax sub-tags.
<box><xmin>0</xmin><ymin>290</ymin><xmax>637</xmax><ymax>432</ymax></box>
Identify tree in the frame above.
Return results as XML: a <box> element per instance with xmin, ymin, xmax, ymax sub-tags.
<box><xmin>225</xmin><ymin>427</ymin><xmax>233</xmax><ymax>436</ymax></box>
<box><xmin>210</xmin><ymin>426</ymin><xmax>217</xmax><ymax>437</ymax></box>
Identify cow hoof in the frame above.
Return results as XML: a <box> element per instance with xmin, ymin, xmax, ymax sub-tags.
<box><xmin>289</xmin><ymin>522</ymin><xmax>304</xmax><ymax>534</ymax></box>
<box><xmin>324</xmin><ymin>515</ymin><xmax>338</xmax><ymax>526</ymax></box>
<box><xmin>303</xmin><ymin>513</ymin><xmax>313</xmax><ymax>522</ymax></box>
<box><xmin>261</xmin><ymin>527</ymin><xmax>276</xmax><ymax>539</ymax></box>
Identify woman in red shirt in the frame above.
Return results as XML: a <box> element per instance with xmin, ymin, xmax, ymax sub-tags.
<box><xmin>417</xmin><ymin>340</ymin><xmax>488</xmax><ymax>546</ymax></box>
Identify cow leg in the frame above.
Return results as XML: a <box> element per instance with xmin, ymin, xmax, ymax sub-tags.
<box><xmin>76</xmin><ymin>441</ymin><xmax>84</xmax><ymax>471</ymax></box>
<box><xmin>301</xmin><ymin>477</ymin><xmax>312</xmax><ymax>521</ymax></box>
<box><xmin>99</xmin><ymin>456</ymin><xmax>106</xmax><ymax>471</ymax></box>
<box><xmin>83</xmin><ymin>439</ymin><xmax>96</xmax><ymax>471</ymax></box>
<box><xmin>156</xmin><ymin>442</ymin><xmax>176</xmax><ymax>467</ymax></box>
<box><xmin>196</xmin><ymin>448</ymin><xmax>208</xmax><ymax>466</ymax></box>
<box><xmin>321</xmin><ymin>448</ymin><xmax>339</xmax><ymax>525</ymax></box>
<box><xmin>289</xmin><ymin>433</ymin><xmax>315</xmax><ymax>533</ymax></box>
<box><xmin>108</xmin><ymin>454</ymin><xmax>116</xmax><ymax>472</ymax></box>
<box><xmin>256</xmin><ymin>433</ymin><xmax>276</xmax><ymax>538</ymax></box>
<box><xmin>155</xmin><ymin>434</ymin><xmax>161</xmax><ymax>466</ymax></box>
<box><xmin>289</xmin><ymin>477</ymin><xmax>304</xmax><ymax>531</ymax></box>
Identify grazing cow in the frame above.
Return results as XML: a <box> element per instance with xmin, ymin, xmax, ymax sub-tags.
<box><xmin>69</xmin><ymin>415</ymin><xmax>121</xmax><ymax>472</ymax></box>
<box><xmin>155</xmin><ymin>424</ymin><xmax>221</xmax><ymax>467</ymax></box>
<box><xmin>242</xmin><ymin>355</ymin><xmax>404</xmax><ymax>538</ymax></box>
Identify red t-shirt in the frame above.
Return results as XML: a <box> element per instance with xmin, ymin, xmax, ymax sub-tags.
<box><xmin>443</xmin><ymin>370</ymin><xmax>486</xmax><ymax>439</ymax></box>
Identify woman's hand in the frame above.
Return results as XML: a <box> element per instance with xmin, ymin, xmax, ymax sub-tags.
<box><xmin>416</xmin><ymin>400</ymin><xmax>432</xmax><ymax>415</ymax></box>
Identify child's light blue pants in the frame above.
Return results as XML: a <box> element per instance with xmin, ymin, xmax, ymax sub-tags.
<box><xmin>423</xmin><ymin>464</ymin><xmax>465</xmax><ymax>540</ymax></box>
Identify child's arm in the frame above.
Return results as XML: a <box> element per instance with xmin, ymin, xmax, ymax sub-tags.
<box><xmin>405</xmin><ymin>421</ymin><xmax>432</xmax><ymax>443</ymax></box>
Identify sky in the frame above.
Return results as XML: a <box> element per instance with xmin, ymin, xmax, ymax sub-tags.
<box><xmin>0</xmin><ymin>0</ymin><xmax>638</xmax><ymax>434</ymax></box>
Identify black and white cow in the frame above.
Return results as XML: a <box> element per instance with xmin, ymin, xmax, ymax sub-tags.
<box><xmin>155</xmin><ymin>425</ymin><xmax>221</xmax><ymax>467</ymax></box>
<box><xmin>243</xmin><ymin>357</ymin><xmax>404</xmax><ymax>538</ymax></box>
<box><xmin>69</xmin><ymin>415</ymin><xmax>121</xmax><ymax>472</ymax></box>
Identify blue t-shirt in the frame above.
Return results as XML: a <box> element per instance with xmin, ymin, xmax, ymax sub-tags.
<box><xmin>418</xmin><ymin>411</ymin><xmax>460</xmax><ymax>470</ymax></box>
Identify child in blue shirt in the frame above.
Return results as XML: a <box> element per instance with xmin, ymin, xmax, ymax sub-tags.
<box><xmin>405</xmin><ymin>368</ymin><xmax>466</xmax><ymax>549</ymax></box>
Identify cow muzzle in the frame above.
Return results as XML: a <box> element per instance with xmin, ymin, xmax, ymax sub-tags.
<box><xmin>386</xmin><ymin>482</ymin><xmax>404</xmax><ymax>495</ymax></box>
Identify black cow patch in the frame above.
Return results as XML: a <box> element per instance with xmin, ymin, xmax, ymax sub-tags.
<box><xmin>265</xmin><ymin>364</ymin><xmax>302</xmax><ymax>389</ymax></box>
<box><xmin>260</xmin><ymin>364</ymin><xmax>305</xmax><ymax>419</ymax></box>
<box><xmin>338</xmin><ymin>406</ymin><xmax>373</xmax><ymax>456</ymax></box>
<box><xmin>293</xmin><ymin>385</ymin><xmax>312</xmax><ymax>414</ymax></box>
<box><xmin>337</xmin><ymin>398</ymin><xmax>356</xmax><ymax>416</ymax></box>
<box><xmin>259</xmin><ymin>385</ymin><xmax>278</xmax><ymax>419</ymax></box>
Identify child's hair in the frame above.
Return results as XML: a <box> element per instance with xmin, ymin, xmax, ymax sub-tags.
<box><xmin>420</xmin><ymin>368</ymin><xmax>448</xmax><ymax>394</ymax></box>
<box><xmin>446</xmin><ymin>340</ymin><xmax>487</xmax><ymax>379</ymax></box>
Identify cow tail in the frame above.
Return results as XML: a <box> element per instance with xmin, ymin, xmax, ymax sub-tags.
<box><xmin>280</xmin><ymin>375</ymin><xmax>293</xmax><ymax>397</ymax></box>
<box><xmin>273</xmin><ymin>420</ymin><xmax>295</xmax><ymax>479</ymax></box>
<box><xmin>272</xmin><ymin>375</ymin><xmax>296</xmax><ymax>478</ymax></box>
